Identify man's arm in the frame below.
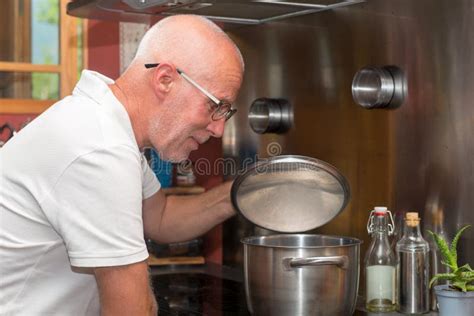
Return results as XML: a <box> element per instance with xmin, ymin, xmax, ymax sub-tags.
<box><xmin>94</xmin><ymin>261</ymin><xmax>157</xmax><ymax>316</ymax></box>
<box><xmin>142</xmin><ymin>181</ymin><xmax>235</xmax><ymax>243</ymax></box>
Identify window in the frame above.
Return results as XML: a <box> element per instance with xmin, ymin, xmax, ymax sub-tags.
<box><xmin>0</xmin><ymin>0</ymin><xmax>85</xmax><ymax>113</ymax></box>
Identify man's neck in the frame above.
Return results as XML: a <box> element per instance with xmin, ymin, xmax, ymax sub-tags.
<box><xmin>109</xmin><ymin>80</ymin><xmax>146</xmax><ymax>150</ymax></box>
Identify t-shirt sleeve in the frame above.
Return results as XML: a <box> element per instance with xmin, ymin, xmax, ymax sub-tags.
<box><xmin>140</xmin><ymin>153</ymin><xmax>160</xmax><ymax>199</ymax></box>
<box><xmin>41</xmin><ymin>146</ymin><xmax>149</xmax><ymax>268</ymax></box>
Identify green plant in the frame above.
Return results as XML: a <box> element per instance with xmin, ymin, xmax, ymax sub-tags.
<box><xmin>428</xmin><ymin>225</ymin><xmax>474</xmax><ymax>292</ymax></box>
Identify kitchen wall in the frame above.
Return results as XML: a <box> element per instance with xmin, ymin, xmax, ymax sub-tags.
<box><xmin>222</xmin><ymin>0</ymin><xmax>474</xmax><ymax>270</ymax></box>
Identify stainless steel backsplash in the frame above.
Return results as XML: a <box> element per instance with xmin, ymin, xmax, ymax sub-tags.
<box><xmin>222</xmin><ymin>0</ymin><xmax>474</xmax><ymax>268</ymax></box>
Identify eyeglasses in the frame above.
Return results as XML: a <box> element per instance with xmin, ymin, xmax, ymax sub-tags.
<box><xmin>145</xmin><ymin>63</ymin><xmax>237</xmax><ymax>121</ymax></box>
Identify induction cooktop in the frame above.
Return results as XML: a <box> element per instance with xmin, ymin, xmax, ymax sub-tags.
<box><xmin>151</xmin><ymin>273</ymin><xmax>250</xmax><ymax>315</ymax></box>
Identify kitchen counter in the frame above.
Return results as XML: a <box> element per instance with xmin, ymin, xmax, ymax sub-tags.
<box><xmin>355</xmin><ymin>310</ymin><xmax>438</xmax><ymax>316</ymax></box>
<box><xmin>354</xmin><ymin>295</ymin><xmax>439</xmax><ymax>315</ymax></box>
<box><xmin>150</xmin><ymin>263</ymin><xmax>439</xmax><ymax>315</ymax></box>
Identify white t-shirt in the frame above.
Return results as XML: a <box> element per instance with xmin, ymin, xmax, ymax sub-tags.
<box><xmin>0</xmin><ymin>70</ymin><xmax>160</xmax><ymax>315</ymax></box>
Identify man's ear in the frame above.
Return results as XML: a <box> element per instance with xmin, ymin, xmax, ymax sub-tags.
<box><xmin>151</xmin><ymin>63</ymin><xmax>178</xmax><ymax>97</ymax></box>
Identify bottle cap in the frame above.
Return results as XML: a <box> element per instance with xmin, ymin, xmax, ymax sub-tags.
<box><xmin>367</xmin><ymin>206</ymin><xmax>395</xmax><ymax>235</ymax></box>
<box><xmin>374</xmin><ymin>206</ymin><xmax>388</xmax><ymax>216</ymax></box>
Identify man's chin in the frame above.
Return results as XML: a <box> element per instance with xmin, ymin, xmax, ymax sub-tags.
<box><xmin>165</xmin><ymin>149</ymin><xmax>195</xmax><ymax>163</ymax></box>
<box><xmin>157</xmin><ymin>140</ymin><xmax>200</xmax><ymax>162</ymax></box>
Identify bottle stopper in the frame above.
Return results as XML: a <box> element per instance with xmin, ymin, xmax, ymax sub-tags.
<box><xmin>374</xmin><ymin>206</ymin><xmax>388</xmax><ymax>216</ymax></box>
<box><xmin>406</xmin><ymin>212</ymin><xmax>420</xmax><ymax>227</ymax></box>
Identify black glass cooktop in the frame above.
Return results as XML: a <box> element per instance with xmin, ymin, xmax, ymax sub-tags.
<box><xmin>151</xmin><ymin>273</ymin><xmax>250</xmax><ymax>315</ymax></box>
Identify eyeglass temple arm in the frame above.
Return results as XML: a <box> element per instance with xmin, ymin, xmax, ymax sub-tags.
<box><xmin>177</xmin><ymin>71</ymin><xmax>221</xmax><ymax>105</ymax></box>
<box><xmin>144</xmin><ymin>63</ymin><xmax>159</xmax><ymax>69</ymax></box>
<box><xmin>144</xmin><ymin>63</ymin><xmax>221</xmax><ymax>105</ymax></box>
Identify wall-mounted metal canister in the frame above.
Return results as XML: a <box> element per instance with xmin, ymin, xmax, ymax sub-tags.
<box><xmin>352</xmin><ymin>66</ymin><xmax>406</xmax><ymax>109</ymax></box>
<box><xmin>248</xmin><ymin>98</ymin><xmax>293</xmax><ymax>134</ymax></box>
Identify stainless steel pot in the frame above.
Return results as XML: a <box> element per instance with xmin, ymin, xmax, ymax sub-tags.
<box><xmin>242</xmin><ymin>234</ymin><xmax>361</xmax><ymax>316</ymax></box>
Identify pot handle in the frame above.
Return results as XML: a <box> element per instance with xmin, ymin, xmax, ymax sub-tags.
<box><xmin>283</xmin><ymin>255</ymin><xmax>349</xmax><ymax>270</ymax></box>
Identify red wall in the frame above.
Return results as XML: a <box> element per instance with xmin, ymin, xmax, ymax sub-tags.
<box><xmin>87</xmin><ymin>20</ymin><xmax>120</xmax><ymax>79</ymax></box>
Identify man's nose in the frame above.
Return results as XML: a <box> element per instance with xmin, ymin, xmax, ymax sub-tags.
<box><xmin>207</xmin><ymin>118</ymin><xmax>226</xmax><ymax>138</ymax></box>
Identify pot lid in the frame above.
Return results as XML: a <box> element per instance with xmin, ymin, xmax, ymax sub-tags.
<box><xmin>231</xmin><ymin>155</ymin><xmax>350</xmax><ymax>232</ymax></box>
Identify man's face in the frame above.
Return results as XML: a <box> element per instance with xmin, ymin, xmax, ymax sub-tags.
<box><xmin>149</xmin><ymin>65</ymin><xmax>242</xmax><ymax>162</ymax></box>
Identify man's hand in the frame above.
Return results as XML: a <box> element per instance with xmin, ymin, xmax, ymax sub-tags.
<box><xmin>94</xmin><ymin>261</ymin><xmax>156</xmax><ymax>316</ymax></box>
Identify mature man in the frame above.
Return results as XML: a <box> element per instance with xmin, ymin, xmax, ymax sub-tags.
<box><xmin>0</xmin><ymin>15</ymin><xmax>244</xmax><ymax>315</ymax></box>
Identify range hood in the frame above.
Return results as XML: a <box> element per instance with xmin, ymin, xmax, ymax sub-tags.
<box><xmin>67</xmin><ymin>0</ymin><xmax>364</xmax><ymax>25</ymax></box>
